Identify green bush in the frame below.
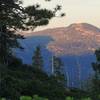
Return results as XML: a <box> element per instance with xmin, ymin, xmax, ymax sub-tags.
<box><xmin>81</xmin><ymin>97</ymin><xmax>92</xmax><ymax>100</ymax></box>
<box><xmin>65</xmin><ymin>96</ymin><xmax>92</xmax><ymax>100</ymax></box>
<box><xmin>20</xmin><ymin>95</ymin><xmax>48</xmax><ymax>100</ymax></box>
<box><xmin>0</xmin><ymin>98</ymin><xmax>6</xmax><ymax>100</ymax></box>
<box><xmin>65</xmin><ymin>96</ymin><xmax>73</xmax><ymax>100</ymax></box>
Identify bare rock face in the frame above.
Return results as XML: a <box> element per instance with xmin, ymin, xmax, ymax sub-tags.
<box><xmin>21</xmin><ymin>23</ymin><xmax>100</xmax><ymax>56</ymax></box>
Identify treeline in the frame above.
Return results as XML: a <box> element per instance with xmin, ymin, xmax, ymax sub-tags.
<box><xmin>1</xmin><ymin>44</ymin><xmax>100</xmax><ymax>100</ymax></box>
<box><xmin>0</xmin><ymin>46</ymin><xmax>68</xmax><ymax>100</ymax></box>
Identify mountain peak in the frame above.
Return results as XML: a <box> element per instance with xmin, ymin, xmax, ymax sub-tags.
<box><xmin>69</xmin><ymin>23</ymin><xmax>97</xmax><ymax>27</ymax></box>
<box><xmin>68</xmin><ymin>23</ymin><xmax>100</xmax><ymax>33</ymax></box>
<box><xmin>46</xmin><ymin>23</ymin><xmax>100</xmax><ymax>55</ymax></box>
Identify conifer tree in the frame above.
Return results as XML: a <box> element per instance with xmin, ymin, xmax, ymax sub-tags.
<box><xmin>52</xmin><ymin>56</ymin><xmax>66</xmax><ymax>85</ymax></box>
<box><xmin>92</xmin><ymin>49</ymin><xmax>100</xmax><ymax>79</ymax></box>
<box><xmin>91</xmin><ymin>49</ymin><xmax>100</xmax><ymax>97</ymax></box>
<box><xmin>53</xmin><ymin>56</ymin><xmax>63</xmax><ymax>76</ymax></box>
<box><xmin>0</xmin><ymin>0</ymin><xmax>64</xmax><ymax>65</ymax></box>
<box><xmin>32</xmin><ymin>46</ymin><xmax>44</xmax><ymax>70</ymax></box>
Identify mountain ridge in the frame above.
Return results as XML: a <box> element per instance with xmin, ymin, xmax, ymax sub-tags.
<box><xmin>20</xmin><ymin>23</ymin><xmax>100</xmax><ymax>37</ymax></box>
<box><xmin>19</xmin><ymin>23</ymin><xmax>100</xmax><ymax>55</ymax></box>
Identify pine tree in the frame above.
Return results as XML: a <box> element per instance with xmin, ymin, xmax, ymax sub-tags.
<box><xmin>0</xmin><ymin>0</ymin><xmax>64</xmax><ymax>65</ymax></box>
<box><xmin>91</xmin><ymin>49</ymin><xmax>100</xmax><ymax>98</ymax></box>
<box><xmin>53</xmin><ymin>56</ymin><xmax>63</xmax><ymax>76</ymax></box>
<box><xmin>52</xmin><ymin>56</ymin><xmax>66</xmax><ymax>85</ymax></box>
<box><xmin>0</xmin><ymin>25</ymin><xmax>23</xmax><ymax>65</ymax></box>
<box><xmin>92</xmin><ymin>49</ymin><xmax>100</xmax><ymax>79</ymax></box>
<box><xmin>32</xmin><ymin>46</ymin><xmax>44</xmax><ymax>70</ymax></box>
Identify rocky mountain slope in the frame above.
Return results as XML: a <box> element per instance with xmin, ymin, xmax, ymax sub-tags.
<box><xmin>20</xmin><ymin>23</ymin><xmax>100</xmax><ymax>56</ymax></box>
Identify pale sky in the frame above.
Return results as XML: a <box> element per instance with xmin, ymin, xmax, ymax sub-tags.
<box><xmin>23</xmin><ymin>0</ymin><xmax>100</xmax><ymax>31</ymax></box>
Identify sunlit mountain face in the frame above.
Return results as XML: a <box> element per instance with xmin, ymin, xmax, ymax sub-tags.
<box><xmin>15</xmin><ymin>23</ymin><xmax>100</xmax><ymax>87</ymax></box>
<box><xmin>20</xmin><ymin>23</ymin><xmax>100</xmax><ymax>56</ymax></box>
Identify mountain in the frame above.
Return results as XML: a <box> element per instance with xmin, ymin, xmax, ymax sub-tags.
<box><xmin>15</xmin><ymin>23</ymin><xmax>100</xmax><ymax>87</ymax></box>
<box><xmin>20</xmin><ymin>23</ymin><xmax>100</xmax><ymax>56</ymax></box>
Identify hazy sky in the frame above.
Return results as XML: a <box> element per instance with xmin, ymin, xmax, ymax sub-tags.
<box><xmin>23</xmin><ymin>0</ymin><xmax>100</xmax><ymax>30</ymax></box>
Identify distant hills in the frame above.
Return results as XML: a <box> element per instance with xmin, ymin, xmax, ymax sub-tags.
<box><xmin>20</xmin><ymin>23</ymin><xmax>100</xmax><ymax>56</ymax></box>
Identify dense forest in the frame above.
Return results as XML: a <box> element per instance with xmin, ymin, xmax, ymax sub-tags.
<box><xmin>0</xmin><ymin>0</ymin><xmax>100</xmax><ymax>100</ymax></box>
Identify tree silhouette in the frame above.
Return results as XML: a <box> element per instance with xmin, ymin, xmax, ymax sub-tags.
<box><xmin>92</xmin><ymin>49</ymin><xmax>100</xmax><ymax>79</ymax></box>
<box><xmin>32</xmin><ymin>46</ymin><xmax>44</xmax><ymax>70</ymax></box>
<box><xmin>52</xmin><ymin>56</ymin><xmax>66</xmax><ymax>85</ymax></box>
<box><xmin>91</xmin><ymin>49</ymin><xmax>100</xmax><ymax>98</ymax></box>
<box><xmin>0</xmin><ymin>0</ymin><xmax>64</xmax><ymax>64</ymax></box>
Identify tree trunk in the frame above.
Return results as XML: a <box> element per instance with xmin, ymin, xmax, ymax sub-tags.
<box><xmin>0</xmin><ymin>25</ymin><xmax>8</xmax><ymax>65</ymax></box>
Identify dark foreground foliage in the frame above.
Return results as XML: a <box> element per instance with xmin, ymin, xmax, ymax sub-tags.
<box><xmin>0</xmin><ymin>60</ymin><xmax>65</xmax><ymax>100</ymax></box>
<box><xmin>0</xmin><ymin>57</ymin><xmax>89</xmax><ymax>100</ymax></box>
